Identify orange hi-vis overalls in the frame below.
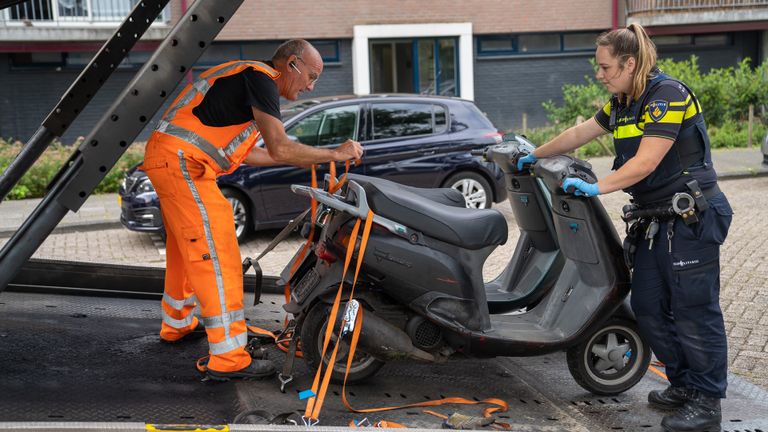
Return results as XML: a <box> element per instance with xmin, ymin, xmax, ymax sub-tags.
<box><xmin>142</xmin><ymin>61</ymin><xmax>280</xmax><ymax>373</ymax></box>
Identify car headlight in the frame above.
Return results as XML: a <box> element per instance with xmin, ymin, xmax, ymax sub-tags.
<box><xmin>120</xmin><ymin>177</ymin><xmax>127</xmax><ymax>191</ymax></box>
<box><xmin>137</xmin><ymin>178</ymin><xmax>155</xmax><ymax>194</ymax></box>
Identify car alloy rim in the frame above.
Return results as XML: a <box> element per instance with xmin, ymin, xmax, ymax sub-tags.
<box><xmin>450</xmin><ymin>178</ymin><xmax>487</xmax><ymax>209</ymax></box>
<box><xmin>227</xmin><ymin>197</ymin><xmax>247</xmax><ymax>237</ymax></box>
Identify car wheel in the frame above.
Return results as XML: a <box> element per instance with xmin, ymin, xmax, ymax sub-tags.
<box><xmin>566</xmin><ymin>318</ymin><xmax>651</xmax><ymax>396</ymax></box>
<box><xmin>444</xmin><ymin>171</ymin><xmax>493</xmax><ymax>209</ymax></box>
<box><xmin>221</xmin><ymin>188</ymin><xmax>252</xmax><ymax>242</ymax></box>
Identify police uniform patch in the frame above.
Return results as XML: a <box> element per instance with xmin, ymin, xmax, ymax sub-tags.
<box><xmin>648</xmin><ymin>100</ymin><xmax>668</xmax><ymax>122</ymax></box>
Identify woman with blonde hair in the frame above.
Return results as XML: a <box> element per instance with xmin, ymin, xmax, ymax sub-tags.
<box><xmin>517</xmin><ymin>23</ymin><xmax>732</xmax><ymax>432</ymax></box>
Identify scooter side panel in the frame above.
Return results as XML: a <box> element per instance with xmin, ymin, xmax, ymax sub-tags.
<box><xmin>360</xmin><ymin>230</ymin><xmax>471</xmax><ymax>304</ymax></box>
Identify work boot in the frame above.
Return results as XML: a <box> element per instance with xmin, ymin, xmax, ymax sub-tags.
<box><xmin>160</xmin><ymin>321</ymin><xmax>206</xmax><ymax>344</ymax></box>
<box><xmin>661</xmin><ymin>390</ymin><xmax>722</xmax><ymax>432</ymax></box>
<box><xmin>649</xmin><ymin>386</ymin><xmax>692</xmax><ymax>410</ymax></box>
<box><xmin>206</xmin><ymin>359</ymin><xmax>276</xmax><ymax>381</ymax></box>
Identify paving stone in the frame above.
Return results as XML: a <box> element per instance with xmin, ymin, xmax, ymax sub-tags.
<box><xmin>1</xmin><ymin>174</ymin><xmax>767</xmax><ymax>390</ymax></box>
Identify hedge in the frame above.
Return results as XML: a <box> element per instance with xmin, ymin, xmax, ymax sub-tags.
<box><xmin>534</xmin><ymin>55</ymin><xmax>767</xmax><ymax>157</ymax></box>
<box><xmin>0</xmin><ymin>138</ymin><xmax>145</xmax><ymax>200</ymax></box>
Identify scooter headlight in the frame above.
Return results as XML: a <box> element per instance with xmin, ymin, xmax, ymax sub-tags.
<box><xmin>136</xmin><ymin>178</ymin><xmax>155</xmax><ymax>194</ymax></box>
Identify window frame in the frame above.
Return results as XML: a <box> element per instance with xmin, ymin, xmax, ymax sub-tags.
<box><xmin>476</xmin><ymin>31</ymin><xmax>604</xmax><ymax>57</ymax></box>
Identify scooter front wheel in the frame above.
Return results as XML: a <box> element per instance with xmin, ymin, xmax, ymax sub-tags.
<box><xmin>300</xmin><ymin>302</ymin><xmax>385</xmax><ymax>384</ymax></box>
<box><xmin>566</xmin><ymin>318</ymin><xmax>651</xmax><ymax>396</ymax></box>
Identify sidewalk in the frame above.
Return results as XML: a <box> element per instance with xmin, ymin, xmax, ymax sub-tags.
<box><xmin>0</xmin><ymin>147</ymin><xmax>766</xmax><ymax>236</ymax></box>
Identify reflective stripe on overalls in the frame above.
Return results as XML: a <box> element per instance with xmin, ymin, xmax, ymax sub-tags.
<box><xmin>156</xmin><ymin>60</ymin><xmax>280</xmax><ymax>174</ymax></box>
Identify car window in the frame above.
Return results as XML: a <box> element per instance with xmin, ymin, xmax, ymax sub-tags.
<box><xmin>318</xmin><ymin>105</ymin><xmax>359</xmax><ymax>146</ymax></box>
<box><xmin>286</xmin><ymin>111</ymin><xmax>323</xmax><ymax>146</ymax></box>
<box><xmin>372</xmin><ymin>103</ymin><xmax>436</xmax><ymax>140</ymax></box>
<box><xmin>286</xmin><ymin>105</ymin><xmax>359</xmax><ymax>147</ymax></box>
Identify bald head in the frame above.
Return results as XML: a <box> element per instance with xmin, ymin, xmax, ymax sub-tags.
<box><xmin>272</xmin><ymin>39</ymin><xmax>324</xmax><ymax>101</ymax></box>
<box><xmin>272</xmin><ymin>39</ymin><xmax>318</xmax><ymax>63</ymax></box>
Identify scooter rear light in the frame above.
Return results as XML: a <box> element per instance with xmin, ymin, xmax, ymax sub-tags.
<box><xmin>484</xmin><ymin>131</ymin><xmax>503</xmax><ymax>144</ymax></box>
<box><xmin>315</xmin><ymin>241</ymin><xmax>337</xmax><ymax>263</ymax></box>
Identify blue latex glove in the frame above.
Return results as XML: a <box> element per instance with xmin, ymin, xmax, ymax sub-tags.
<box><xmin>562</xmin><ymin>178</ymin><xmax>600</xmax><ymax>197</ymax></box>
<box><xmin>516</xmin><ymin>153</ymin><xmax>538</xmax><ymax>171</ymax></box>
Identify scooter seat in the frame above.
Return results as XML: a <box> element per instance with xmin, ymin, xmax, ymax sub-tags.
<box><xmin>361</xmin><ymin>179</ymin><xmax>508</xmax><ymax>250</ymax></box>
<box><xmin>347</xmin><ymin>174</ymin><xmax>466</xmax><ymax>208</ymax></box>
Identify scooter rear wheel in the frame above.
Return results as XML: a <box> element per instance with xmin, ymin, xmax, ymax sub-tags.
<box><xmin>300</xmin><ymin>302</ymin><xmax>385</xmax><ymax>384</ymax></box>
<box><xmin>566</xmin><ymin>318</ymin><xmax>651</xmax><ymax>396</ymax></box>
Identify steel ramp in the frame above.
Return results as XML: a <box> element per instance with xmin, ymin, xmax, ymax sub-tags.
<box><xmin>0</xmin><ymin>291</ymin><xmax>766</xmax><ymax>431</ymax></box>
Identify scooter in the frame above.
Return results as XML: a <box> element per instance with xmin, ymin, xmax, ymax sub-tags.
<box><xmin>279</xmin><ymin>134</ymin><xmax>650</xmax><ymax>396</ymax></box>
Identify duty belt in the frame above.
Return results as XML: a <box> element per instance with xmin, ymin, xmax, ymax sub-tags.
<box><xmin>622</xmin><ymin>183</ymin><xmax>720</xmax><ymax>224</ymax></box>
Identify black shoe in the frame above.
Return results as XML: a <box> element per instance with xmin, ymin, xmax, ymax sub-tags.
<box><xmin>661</xmin><ymin>390</ymin><xmax>722</xmax><ymax>432</ymax></box>
<box><xmin>206</xmin><ymin>360</ymin><xmax>276</xmax><ymax>381</ymax></box>
<box><xmin>649</xmin><ymin>386</ymin><xmax>692</xmax><ymax>410</ymax></box>
<box><xmin>161</xmin><ymin>322</ymin><xmax>206</xmax><ymax>344</ymax></box>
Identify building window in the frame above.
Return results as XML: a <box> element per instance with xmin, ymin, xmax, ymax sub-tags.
<box><xmin>652</xmin><ymin>33</ymin><xmax>731</xmax><ymax>48</ymax></box>
<box><xmin>652</xmin><ymin>34</ymin><xmax>693</xmax><ymax>46</ymax></box>
<box><xmin>312</xmin><ymin>40</ymin><xmax>341</xmax><ymax>63</ymax></box>
<box><xmin>9</xmin><ymin>52</ymin><xmax>65</xmax><ymax>69</ymax></box>
<box><xmin>370</xmin><ymin>37</ymin><xmax>458</xmax><ymax>97</ymax></box>
<box><xmin>693</xmin><ymin>33</ymin><xmax>731</xmax><ymax>47</ymax></box>
<box><xmin>477</xmin><ymin>31</ymin><xmax>603</xmax><ymax>57</ymax></box>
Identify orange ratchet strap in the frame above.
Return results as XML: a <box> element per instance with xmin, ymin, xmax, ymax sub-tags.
<box><xmin>303</xmin><ymin>210</ymin><xmax>374</xmax><ymax>425</ymax></box>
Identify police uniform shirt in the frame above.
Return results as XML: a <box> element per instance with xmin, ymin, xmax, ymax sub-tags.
<box><xmin>192</xmin><ymin>62</ymin><xmax>282</xmax><ymax>127</ymax></box>
<box><xmin>594</xmin><ymin>80</ymin><xmax>702</xmax><ymax>143</ymax></box>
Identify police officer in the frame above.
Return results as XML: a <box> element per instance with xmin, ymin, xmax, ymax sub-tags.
<box><xmin>517</xmin><ymin>24</ymin><xmax>733</xmax><ymax>432</ymax></box>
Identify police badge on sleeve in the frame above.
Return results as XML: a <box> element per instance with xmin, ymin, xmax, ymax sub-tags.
<box><xmin>648</xmin><ymin>100</ymin><xmax>668</xmax><ymax>122</ymax></box>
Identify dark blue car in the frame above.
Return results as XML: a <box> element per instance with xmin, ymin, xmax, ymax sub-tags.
<box><xmin>119</xmin><ymin>94</ymin><xmax>506</xmax><ymax>241</ymax></box>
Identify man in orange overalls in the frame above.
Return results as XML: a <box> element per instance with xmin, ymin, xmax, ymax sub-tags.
<box><xmin>143</xmin><ymin>40</ymin><xmax>363</xmax><ymax>380</ymax></box>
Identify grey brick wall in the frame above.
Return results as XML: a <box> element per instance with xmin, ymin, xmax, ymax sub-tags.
<box><xmin>473</xmin><ymin>52</ymin><xmax>596</xmax><ymax>132</ymax></box>
<box><xmin>0</xmin><ymin>35</ymin><xmax>761</xmax><ymax>144</ymax></box>
<box><xmin>0</xmin><ymin>40</ymin><xmax>355</xmax><ymax>144</ymax></box>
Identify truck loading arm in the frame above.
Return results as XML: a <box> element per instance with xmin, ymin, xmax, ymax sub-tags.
<box><xmin>0</xmin><ymin>0</ymin><xmax>246</xmax><ymax>293</ymax></box>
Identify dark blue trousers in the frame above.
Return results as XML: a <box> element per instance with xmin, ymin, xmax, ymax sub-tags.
<box><xmin>630</xmin><ymin>192</ymin><xmax>733</xmax><ymax>399</ymax></box>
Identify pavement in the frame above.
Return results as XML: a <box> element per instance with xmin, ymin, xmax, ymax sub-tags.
<box><xmin>1</xmin><ymin>146</ymin><xmax>768</xmax><ymax>389</ymax></box>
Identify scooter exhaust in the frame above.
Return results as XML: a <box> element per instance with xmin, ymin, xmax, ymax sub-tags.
<box><xmin>335</xmin><ymin>302</ymin><xmax>435</xmax><ymax>362</ymax></box>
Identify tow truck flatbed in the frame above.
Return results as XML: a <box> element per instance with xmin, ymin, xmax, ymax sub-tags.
<box><xmin>1</xmin><ymin>291</ymin><xmax>766</xmax><ymax>431</ymax></box>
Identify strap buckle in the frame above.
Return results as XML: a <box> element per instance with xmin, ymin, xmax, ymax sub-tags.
<box><xmin>302</xmin><ymin>416</ymin><xmax>320</xmax><ymax>427</ymax></box>
<box><xmin>278</xmin><ymin>373</ymin><xmax>294</xmax><ymax>393</ymax></box>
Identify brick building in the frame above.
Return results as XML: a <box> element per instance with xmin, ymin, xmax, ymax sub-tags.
<box><xmin>1</xmin><ymin>0</ymin><xmax>766</xmax><ymax>143</ymax></box>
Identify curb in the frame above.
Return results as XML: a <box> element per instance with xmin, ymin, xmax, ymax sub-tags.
<box><xmin>0</xmin><ymin>221</ymin><xmax>122</xmax><ymax>238</ymax></box>
<box><xmin>1</xmin><ymin>166</ymin><xmax>766</xmax><ymax>238</ymax></box>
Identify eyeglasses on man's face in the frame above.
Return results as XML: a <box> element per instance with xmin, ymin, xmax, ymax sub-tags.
<box><xmin>291</xmin><ymin>56</ymin><xmax>319</xmax><ymax>85</ymax></box>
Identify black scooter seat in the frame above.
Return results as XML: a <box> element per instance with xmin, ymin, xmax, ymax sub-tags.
<box><xmin>347</xmin><ymin>174</ymin><xmax>465</xmax><ymax>208</ymax></box>
<box><xmin>359</xmin><ymin>177</ymin><xmax>508</xmax><ymax>250</ymax></box>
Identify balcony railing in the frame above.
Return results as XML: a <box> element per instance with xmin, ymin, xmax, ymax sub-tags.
<box><xmin>626</xmin><ymin>0</ymin><xmax>768</xmax><ymax>15</ymax></box>
<box><xmin>3</xmin><ymin>0</ymin><xmax>169</xmax><ymax>24</ymax></box>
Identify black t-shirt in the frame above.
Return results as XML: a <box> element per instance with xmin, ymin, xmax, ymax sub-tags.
<box><xmin>192</xmin><ymin>65</ymin><xmax>281</xmax><ymax>127</ymax></box>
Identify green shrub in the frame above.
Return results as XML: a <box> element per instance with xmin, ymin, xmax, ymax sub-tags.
<box><xmin>0</xmin><ymin>138</ymin><xmax>145</xmax><ymax>200</ymax></box>
<box><xmin>708</xmin><ymin>120</ymin><xmax>767</xmax><ymax>149</ymax></box>
<box><xmin>538</xmin><ymin>55</ymin><xmax>767</xmax><ymax>157</ymax></box>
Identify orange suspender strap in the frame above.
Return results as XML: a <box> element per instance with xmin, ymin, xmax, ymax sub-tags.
<box><xmin>304</xmin><ymin>210</ymin><xmax>375</xmax><ymax>423</ymax></box>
